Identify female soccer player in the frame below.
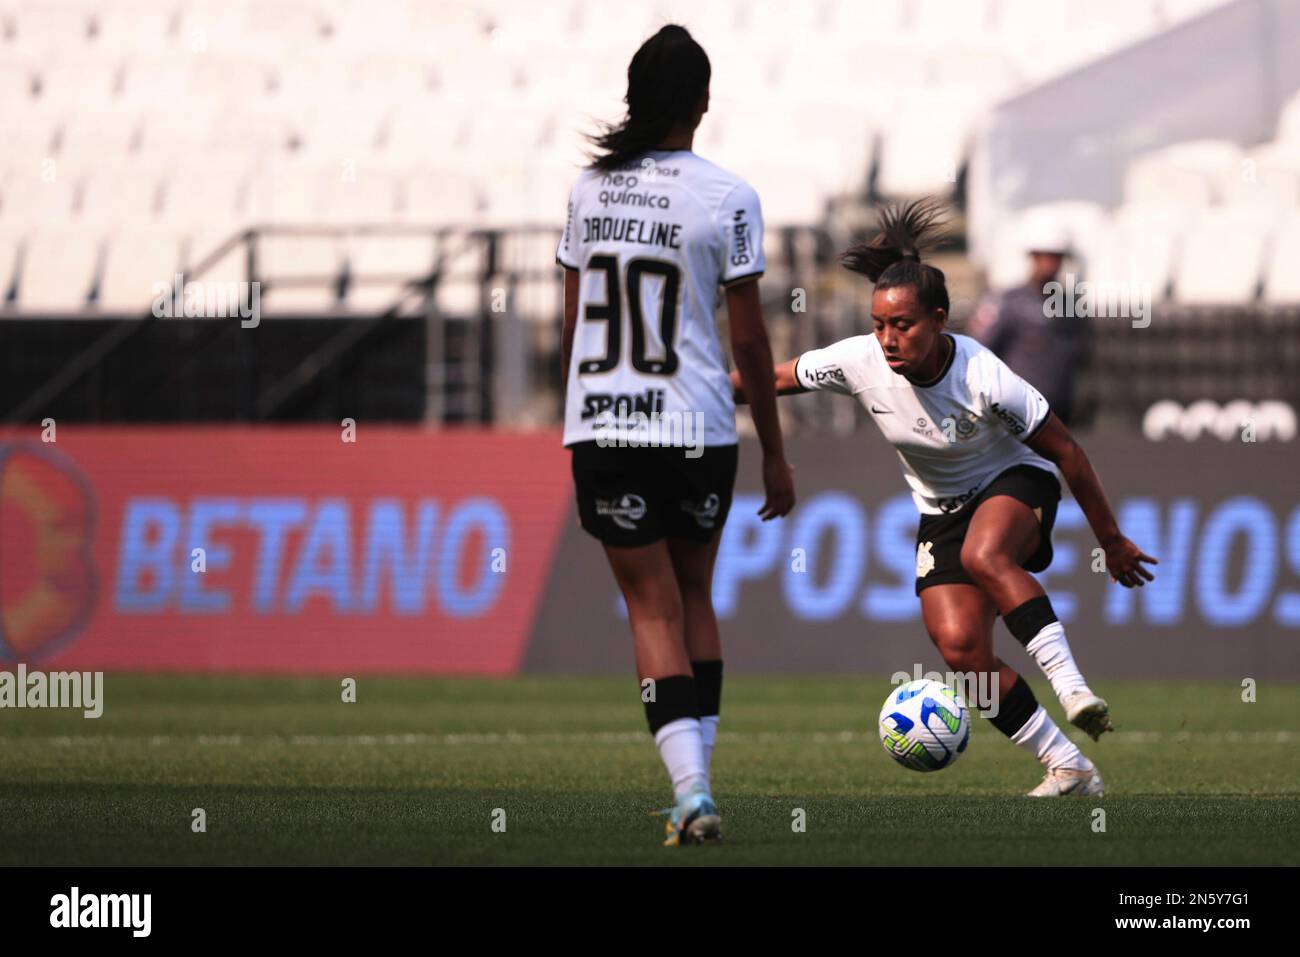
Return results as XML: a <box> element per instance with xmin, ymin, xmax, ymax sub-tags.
<box><xmin>732</xmin><ymin>200</ymin><xmax>1157</xmax><ymax>796</ymax></box>
<box><xmin>557</xmin><ymin>25</ymin><xmax>795</xmax><ymax>843</ymax></box>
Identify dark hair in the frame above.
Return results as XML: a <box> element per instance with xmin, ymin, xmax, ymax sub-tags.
<box><xmin>587</xmin><ymin>25</ymin><xmax>710</xmax><ymax>172</ymax></box>
<box><xmin>841</xmin><ymin>198</ymin><xmax>951</xmax><ymax>315</ymax></box>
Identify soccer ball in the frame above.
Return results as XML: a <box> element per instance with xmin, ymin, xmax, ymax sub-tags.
<box><xmin>878</xmin><ymin>679</ymin><xmax>971</xmax><ymax>772</ymax></box>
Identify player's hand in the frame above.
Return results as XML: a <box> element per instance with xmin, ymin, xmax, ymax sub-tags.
<box><xmin>1103</xmin><ymin>535</ymin><xmax>1157</xmax><ymax>587</ymax></box>
<box><xmin>758</xmin><ymin>455</ymin><xmax>795</xmax><ymax>521</ymax></box>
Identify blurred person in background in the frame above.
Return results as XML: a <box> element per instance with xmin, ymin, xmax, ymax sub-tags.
<box><xmin>967</xmin><ymin>220</ymin><xmax>1090</xmax><ymax>427</ymax></box>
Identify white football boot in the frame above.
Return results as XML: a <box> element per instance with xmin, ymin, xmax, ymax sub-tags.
<box><xmin>1027</xmin><ymin>765</ymin><xmax>1105</xmax><ymax>797</ymax></box>
<box><xmin>1063</xmin><ymin>690</ymin><xmax>1115</xmax><ymax>741</ymax></box>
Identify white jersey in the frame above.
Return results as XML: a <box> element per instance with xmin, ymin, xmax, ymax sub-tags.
<box><xmin>557</xmin><ymin>149</ymin><xmax>765</xmax><ymax>447</ymax></box>
<box><xmin>795</xmin><ymin>333</ymin><xmax>1057</xmax><ymax>515</ymax></box>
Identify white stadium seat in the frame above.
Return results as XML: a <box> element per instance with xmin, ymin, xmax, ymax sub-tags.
<box><xmin>1273</xmin><ymin>87</ymin><xmax>1300</xmax><ymax>144</ymax></box>
<box><xmin>1219</xmin><ymin>143</ymin><xmax>1300</xmax><ymax>208</ymax></box>
<box><xmin>402</xmin><ymin>166</ymin><xmax>487</xmax><ymax>225</ymax></box>
<box><xmin>1123</xmin><ymin>139</ymin><xmax>1243</xmax><ymax>208</ymax></box>
<box><xmin>343</xmin><ymin>233</ymin><xmax>437</xmax><ymax>312</ymax></box>
<box><xmin>0</xmin><ymin>166</ymin><xmax>80</xmax><ymax>229</ymax></box>
<box><xmin>0</xmin><ymin>231</ymin><xmax>20</xmax><ymax>306</ymax></box>
<box><xmin>96</xmin><ymin>228</ymin><xmax>185</xmax><ymax>312</ymax></box>
<box><xmin>79</xmin><ymin>167</ymin><xmax>163</xmax><ymax>224</ymax></box>
<box><xmin>13</xmin><ymin>226</ymin><xmax>101</xmax><ymax>311</ymax></box>
<box><xmin>1172</xmin><ymin>211</ymin><xmax>1269</xmax><ymax>305</ymax></box>
<box><xmin>875</xmin><ymin>91</ymin><xmax>976</xmax><ymax>198</ymax></box>
<box><xmin>1262</xmin><ymin>215</ymin><xmax>1300</xmax><ymax>304</ymax></box>
<box><xmin>256</xmin><ymin>234</ymin><xmax>345</xmax><ymax>313</ymax></box>
<box><xmin>0</xmin><ymin>0</ymin><xmax>1278</xmax><ymax>320</ymax></box>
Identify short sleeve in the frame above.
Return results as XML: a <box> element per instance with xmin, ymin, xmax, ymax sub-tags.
<box><xmin>980</xmin><ymin>353</ymin><xmax>1052</xmax><ymax>441</ymax></box>
<box><xmin>556</xmin><ymin>180</ymin><xmax>580</xmax><ymax>269</ymax></box>
<box><xmin>793</xmin><ymin>337</ymin><xmax>868</xmax><ymax>396</ymax></box>
<box><xmin>717</xmin><ymin>181</ymin><xmax>765</xmax><ymax>286</ymax></box>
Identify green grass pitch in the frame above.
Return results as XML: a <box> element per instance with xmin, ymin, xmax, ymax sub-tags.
<box><xmin>1</xmin><ymin>675</ymin><xmax>1297</xmax><ymax>865</ymax></box>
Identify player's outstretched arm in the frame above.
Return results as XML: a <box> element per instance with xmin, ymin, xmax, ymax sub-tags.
<box><xmin>729</xmin><ymin>358</ymin><xmax>806</xmax><ymax>404</ymax></box>
<box><xmin>1028</xmin><ymin>413</ymin><xmax>1158</xmax><ymax>588</ymax></box>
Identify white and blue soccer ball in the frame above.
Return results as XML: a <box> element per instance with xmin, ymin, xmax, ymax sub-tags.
<box><xmin>878</xmin><ymin>679</ymin><xmax>971</xmax><ymax>772</ymax></box>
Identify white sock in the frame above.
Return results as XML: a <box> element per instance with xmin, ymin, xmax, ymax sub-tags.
<box><xmin>654</xmin><ymin>717</ymin><xmax>708</xmax><ymax>798</ymax></box>
<box><xmin>1011</xmin><ymin>705</ymin><xmax>1092</xmax><ymax>771</ymax></box>
<box><xmin>700</xmin><ymin>715</ymin><xmax>719</xmax><ymax>787</ymax></box>
<box><xmin>1024</xmin><ymin>621</ymin><xmax>1090</xmax><ymax>704</ymax></box>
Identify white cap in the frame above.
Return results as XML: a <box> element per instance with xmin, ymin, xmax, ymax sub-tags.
<box><xmin>1020</xmin><ymin>217</ymin><xmax>1071</xmax><ymax>255</ymax></box>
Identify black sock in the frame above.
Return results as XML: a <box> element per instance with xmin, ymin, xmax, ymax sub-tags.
<box><xmin>643</xmin><ymin>674</ymin><xmax>700</xmax><ymax>735</ymax></box>
<box><xmin>691</xmin><ymin>659</ymin><xmax>723</xmax><ymax>718</ymax></box>
<box><xmin>1003</xmin><ymin>595</ymin><xmax>1058</xmax><ymax>646</ymax></box>
<box><xmin>988</xmin><ymin>675</ymin><xmax>1039</xmax><ymax>738</ymax></box>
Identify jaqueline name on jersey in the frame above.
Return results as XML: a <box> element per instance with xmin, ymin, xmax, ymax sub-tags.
<box><xmin>581</xmin><ymin>216</ymin><xmax>683</xmax><ymax>250</ymax></box>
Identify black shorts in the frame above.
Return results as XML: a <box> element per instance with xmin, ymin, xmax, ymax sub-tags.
<box><xmin>914</xmin><ymin>465</ymin><xmax>1061</xmax><ymax>595</ymax></box>
<box><xmin>570</xmin><ymin>441</ymin><xmax>739</xmax><ymax>547</ymax></box>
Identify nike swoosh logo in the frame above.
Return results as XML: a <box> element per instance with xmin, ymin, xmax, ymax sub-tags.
<box><xmin>871</xmin><ymin>405</ymin><xmax>892</xmax><ymax>414</ymax></box>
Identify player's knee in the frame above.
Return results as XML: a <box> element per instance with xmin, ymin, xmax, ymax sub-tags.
<box><xmin>673</xmin><ymin>572</ymin><xmax>713</xmax><ymax>607</ymax></box>
<box><xmin>959</xmin><ymin>543</ymin><xmax>1014</xmax><ymax>588</ymax></box>
<box><xmin>927</xmin><ymin>625</ymin><xmax>985</xmax><ymax>674</ymax></box>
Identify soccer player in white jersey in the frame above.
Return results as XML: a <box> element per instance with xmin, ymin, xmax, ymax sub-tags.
<box><xmin>557</xmin><ymin>25</ymin><xmax>795</xmax><ymax>843</ymax></box>
<box><xmin>732</xmin><ymin>200</ymin><xmax>1157</xmax><ymax>797</ymax></box>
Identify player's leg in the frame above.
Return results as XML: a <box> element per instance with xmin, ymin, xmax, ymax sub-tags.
<box><xmin>664</xmin><ymin>442</ymin><xmax>738</xmax><ymax>793</ymax></box>
<box><xmin>603</xmin><ymin>542</ymin><xmax>719</xmax><ymax>843</ymax></box>
<box><xmin>570</xmin><ymin>441</ymin><xmax>717</xmax><ymax>842</ymax></box>
<box><xmin>667</xmin><ymin>532</ymin><xmax>723</xmax><ymax>788</ymax></box>
<box><xmin>961</xmin><ymin>488</ymin><xmax>1114</xmax><ymax>740</ymax></box>
<box><xmin>921</xmin><ymin>583</ymin><xmax>1102</xmax><ymax>796</ymax></box>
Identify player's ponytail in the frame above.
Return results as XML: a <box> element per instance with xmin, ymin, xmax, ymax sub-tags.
<box><xmin>841</xmin><ymin>198</ymin><xmax>951</xmax><ymax>314</ymax></box>
<box><xmin>587</xmin><ymin>25</ymin><xmax>710</xmax><ymax>172</ymax></box>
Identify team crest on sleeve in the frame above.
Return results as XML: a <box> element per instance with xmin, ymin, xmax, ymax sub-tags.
<box><xmin>916</xmin><ymin>541</ymin><xmax>936</xmax><ymax>578</ymax></box>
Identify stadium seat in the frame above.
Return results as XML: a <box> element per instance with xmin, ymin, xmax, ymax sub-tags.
<box><xmin>12</xmin><ymin>226</ymin><xmax>101</xmax><ymax>311</ymax></box>
<box><xmin>246</xmin><ymin>161</ymin><xmax>329</xmax><ymax>223</ymax></box>
<box><xmin>0</xmin><ymin>166</ymin><xmax>80</xmax><ymax>229</ymax></box>
<box><xmin>181</xmin><ymin>226</ymin><xmax>252</xmax><ymax>286</ymax></box>
<box><xmin>1172</xmin><ymin>210</ymin><xmax>1269</xmax><ymax>305</ymax></box>
<box><xmin>874</xmin><ymin>91</ymin><xmax>975</xmax><ymax>198</ymax></box>
<box><xmin>256</xmin><ymin>233</ymin><xmax>345</xmax><ymax>313</ymax></box>
<box><xmin>96</xmin><ymin>228</ymin><xmax>185</xmax><ymax>313</ymax></box>
<box><xmin>79</xmin><ymin>167</ymin><xmax>163</xmax><ymax>224</ymax></box>
<box><xmin>94</xmin><ymin>1</ymin><xmax>179</xmax><ymax>54</ymax></box>
<box><xmin>0</xmin><ymin>231</ymin><xmax>19</xmax><ymax>306</ymax></box>
<box><xmin>1273</xmin><ymin>86</ymin><xmax>1300</xmax><ymax>144</ymax></box>
<box><xmin>56</xmin><ymin>110</ymin><xmax>142</xmax><ymax>158</ymax></box>
<box><xmin>1219</xmin><ymin>143</ymin><xmax>1300</xmax><ymax>208</ymax></box>
<box><xmin>401</xmin><ymin>166</ymin><xmax>485</xmax><ymax>224</ymax></box>
<box><xmin>1261</xmin><ymin>215</ymin><xmax>1300</xmax><ymax>304</ymax></box>
<box><xmin>35</xmin><ymin>58</ymin><xmax>122</xmax><ymax>108</ymax></box>
<box><xmin>1122</xmin><ymin>139</ymin><xmax>1243</xmax><ymax>208</ymax></box>
<box><xmin>343</xmin><ymin>233</ymin><xmax>437</xmax><ymax>312</ymax></box>
<box><xmin>1091</xmin><ymin>204</ymin><xmax>1186</xmax><ymax>299</ymax></box>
